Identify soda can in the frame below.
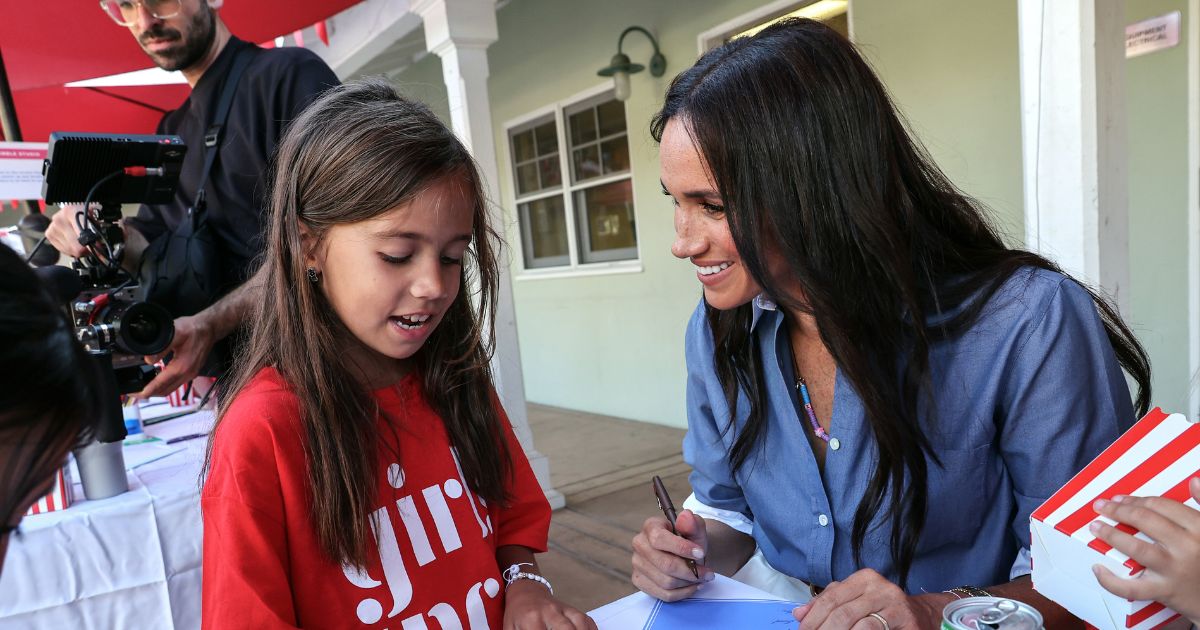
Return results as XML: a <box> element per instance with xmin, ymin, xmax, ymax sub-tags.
<box><xmin>942</xmin><ymin>597</ymin><xmax>1044</xmax><ymax>630</ymax></box>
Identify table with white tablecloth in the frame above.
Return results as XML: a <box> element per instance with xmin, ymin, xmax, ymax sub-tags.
<box><xmin>0</xmin><ymin>410</ymin><xmax>214</xmax><ymax>629</ymax></box>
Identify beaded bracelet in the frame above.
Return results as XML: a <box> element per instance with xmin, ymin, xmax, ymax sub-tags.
<box><xmin>502</xmin><ymin>562</ymin><xmax>554</xmax><ymax>595</ymax></box>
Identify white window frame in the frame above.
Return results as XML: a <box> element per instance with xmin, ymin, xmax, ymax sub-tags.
<box><xmin>696</xmin><ymin>0</ymin><xmax>854</xmax><ymax>54</ymax></box>
<box><xmin>503</xmin><ymin>82</ymin><xmax>643</xmax><ymax>280</ymax></box>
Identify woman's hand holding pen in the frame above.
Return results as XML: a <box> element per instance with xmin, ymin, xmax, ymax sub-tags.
<box><xmin>631</xmin><ymin>510</ymin><xmax>716</xmax><ymax>601</ymax></box>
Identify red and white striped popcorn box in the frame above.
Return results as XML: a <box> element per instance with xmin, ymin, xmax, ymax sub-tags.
<box><xmin>24</xmin><ymin>465</ymin><xmax>73</xmax><ymax>516</ymax></box>
<box><xmin>1031</xmin><ymin>407</ymin><xmax>1199</xmax><ymax>630</ymax></box>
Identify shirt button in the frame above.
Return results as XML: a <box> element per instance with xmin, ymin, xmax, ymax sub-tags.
<box><xmin>829</xmin><ymin>438</ymin><xmax>841</xmax><ymax>451</ymax></box>
<box><xmin>818</xmin><ymin>514</ymin><xmax>829</xmax><ymax>527</ymax></box>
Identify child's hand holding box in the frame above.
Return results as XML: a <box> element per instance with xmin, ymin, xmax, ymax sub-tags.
<box><xmin>1031</xmin><ymin>408</ymin><xmax>1199</xmax><ymax>630</ymax></box>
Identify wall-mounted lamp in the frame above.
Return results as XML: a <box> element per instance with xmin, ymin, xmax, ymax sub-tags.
<box><xmin>596</xmin><ymin>26</ymin><xmax>667</xmax><ymax>102</ymax></box>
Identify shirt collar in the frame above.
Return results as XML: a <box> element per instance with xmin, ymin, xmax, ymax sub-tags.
<box><xmin>751</xmin><ymin>294</ymin><xmax>778</xmax><ymax>330</ymax></box>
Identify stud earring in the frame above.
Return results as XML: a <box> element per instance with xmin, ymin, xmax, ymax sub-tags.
<box><xmin>306</xmin><ymin>267</ymin><xmax>320</xmax><ymax>283</ymax></box>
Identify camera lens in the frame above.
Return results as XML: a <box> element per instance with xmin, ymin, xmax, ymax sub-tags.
<box><xmin>115</xmin><ymin>301</ymin><xmax>175</xmax><ymax>356</ymax></box>
<box><xmin>127</xmin><ymin>313</ymin><xmax>160</xmax><ymax>345</ymax></box>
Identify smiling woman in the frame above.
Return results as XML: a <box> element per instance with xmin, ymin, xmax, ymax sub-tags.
<box><xmin>635</xmin><ymin>18</ymin><xmax>1154</xmax><ymax>630</ymax></box>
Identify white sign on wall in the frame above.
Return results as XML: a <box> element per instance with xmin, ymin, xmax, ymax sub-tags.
<box><xmin>1126</xmin><ymin>11</ymin><xmax>1181</xmax><ymax>59</ymax></box>
<box><xmin>0</xmin><ymin>142</ymin><xmax>47</xmax><ymax>200</ymax></box>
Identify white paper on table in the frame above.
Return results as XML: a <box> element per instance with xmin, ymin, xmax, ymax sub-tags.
<box><xmin>123</xmin><ymin>439</ymin><xmax>184</xmax><ymax>469</ymax></box>
<box><xmin>139</xmin><ymin>398</ymin><xmax>202</xmax><ymax>422</ymax></box>
<box><xmin>588</xmin><ymin>574</ymin><xmax>788</xmax><ymax>630</ymax></box>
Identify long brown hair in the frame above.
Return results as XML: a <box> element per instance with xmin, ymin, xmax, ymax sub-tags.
<box><xmin>652</xmin><ymin>19</ymin><xmax>1150</xmax><ymax>587</ymax></box>
<box><xmin>207</xmin><ymin>79</ymin><xmax>509</xmax><ymax>568</ymax></box>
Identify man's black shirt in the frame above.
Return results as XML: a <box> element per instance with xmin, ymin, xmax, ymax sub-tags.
<box><xmin>126</xmin><ymin>37</ymin><xmax>338</xmax><ymax>293</ymax></box>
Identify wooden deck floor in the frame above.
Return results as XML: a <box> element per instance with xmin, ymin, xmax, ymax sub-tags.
<box><xmin>525</xmin><ymin>403</ymin><xmax>692</xmax><ymax>612</ymax></box>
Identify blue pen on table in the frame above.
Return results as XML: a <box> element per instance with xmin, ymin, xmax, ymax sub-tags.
<box><xmin>165</xmin><ymin>432</ymin><xmax>210</xmax><ymax>445</ymax></box>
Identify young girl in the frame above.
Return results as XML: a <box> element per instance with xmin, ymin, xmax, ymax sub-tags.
<box><xmin>201</xmin><ymin>79</ymin><xmax>595</xmax><ymax>630</ymax></box>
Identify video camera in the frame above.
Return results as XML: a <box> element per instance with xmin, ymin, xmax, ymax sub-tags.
<box><xmin>37</xmin><ymin>132</ymin><xmax>187</xmax><ymax>499</ymax></box>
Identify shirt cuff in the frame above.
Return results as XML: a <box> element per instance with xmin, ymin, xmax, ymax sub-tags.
<box><xmin>1009</xmin><ymin>547</ymin><xmax>1032</xmax><ymax>580</ymax></box>
<box><xmin>682</xmin><ymin>492</ymin><xmax>754</xmax><ymax>536</ymax></box>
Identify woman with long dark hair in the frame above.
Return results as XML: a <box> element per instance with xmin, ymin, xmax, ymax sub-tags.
<box><xmin>631</xmin><ymin>18</ymin><xmax>1150</xmax><ymax>629</ymax></box>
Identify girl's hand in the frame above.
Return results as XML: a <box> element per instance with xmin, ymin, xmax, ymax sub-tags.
<box><xmin>502</xmin><ymin>579</ymin><xmax>597</xmax><ymax>630</ymax></box>
<box><xmin>791</xmin><ymin>569</ymin><xmax>944</xmax><ymax>629</ymax></box>
<box><xmin>1091</xmin><ymin>477</ymin><xmax>1200</xmax><ymax>626</ymax></box>
<box><xmin>631</xmin><ymin>509</ymin><xmax>716</xmax><ymax>601</ymax></box>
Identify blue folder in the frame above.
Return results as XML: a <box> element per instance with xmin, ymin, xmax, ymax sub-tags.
<box><xmin>643</xmin><ymin>598</ymin><xmax>801</xmax><ymax>629</ymax></box>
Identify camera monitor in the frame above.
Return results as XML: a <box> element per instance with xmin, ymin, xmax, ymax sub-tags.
<box><xmin>41</xmin><ymin>132</ymin><xmax>186</xmax><ymax>205</ymax></box>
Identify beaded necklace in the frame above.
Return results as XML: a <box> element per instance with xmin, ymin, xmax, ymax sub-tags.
<box><xmin>794</xmin><ymin>376</ymin><xmax>832</xmax><ymax>443</ymax></box>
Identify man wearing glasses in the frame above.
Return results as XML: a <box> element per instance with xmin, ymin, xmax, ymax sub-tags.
<box><xmin>45</xmin><ymin>0</ymin><xmax>338</xmax><ymax>398</ymax></box>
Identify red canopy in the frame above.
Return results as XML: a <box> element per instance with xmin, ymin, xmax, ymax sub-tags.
<box><xmin>0</xmin><ymin>1</ymin><xmax>359</xmax><ymax>141</ymax></box>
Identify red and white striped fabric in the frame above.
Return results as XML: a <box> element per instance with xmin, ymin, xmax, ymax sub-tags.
<box><xmin>1031</xmin><ymin>407</ymin><xmax>1200</xmax><ymax>630</ymax></box>
<box><xmin>166</xmin><ymin>377</ymin><xmax>215</xmax><ymax>407</ymax></box>
<box><xmin>166</xmin><ymin>383</ymin><xmax>190</xmax><ymax>407</ymax></box>
<box><xmin>24</xmin><ymin>466</ymin><xmax>73</xmax><ymax>516</ymax></box>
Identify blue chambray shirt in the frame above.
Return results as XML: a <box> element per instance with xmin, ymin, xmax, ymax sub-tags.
<box><xmin>683</xmin><ymin>268</ymin><xmax>1137</xmax><ymax>593</ymax></box>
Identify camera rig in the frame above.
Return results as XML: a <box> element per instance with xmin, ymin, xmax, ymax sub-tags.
<box><xmin>40</xmin><ymin>132</ymin><xmax>187</xmax><ymax>498</ymax></box>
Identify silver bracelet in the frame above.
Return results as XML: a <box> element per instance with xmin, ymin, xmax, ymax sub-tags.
<box><xmin>502</xmin><ymin>562</ymin><xmax>553</xmax><ymax>595</ymax></box>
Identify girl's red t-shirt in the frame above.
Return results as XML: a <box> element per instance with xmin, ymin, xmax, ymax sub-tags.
<box><xmin>201</xmin><ymin>367</ymin><xmax>551</xmax><ymax>629</ymax></box>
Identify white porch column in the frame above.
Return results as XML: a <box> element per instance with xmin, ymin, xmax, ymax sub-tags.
<box><xmin>411</xmin><ymin>0</ymin><xmax>564</xmax><ymax>509</ymax></box>
<box><xmin>1017</xmin><ymin>0</ymin><xmax>1129</xmax><ymax>311</ymax></box>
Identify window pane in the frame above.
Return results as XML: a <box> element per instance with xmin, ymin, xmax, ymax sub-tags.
<box><xmin>512</xmin><ymin>130</ymin><xmax>536</xmax><ymax>163</ymax></box>
<box><xmin>573</xmin><ymin>145</ymin><xmax>601</xmax><ymax>182</ymax></box>
<box><xmin>538</xmin><ymin>156</ymin><xmax>561</xmax><ymax>189</ymax></box>
<box><xmin>600</xmin><ymin>136</ymin><xmax>629</xmax><ymax>174</ymax></box>
<box><xmin>596</xmin><ymin>99</ymin><xmax>626</xmax><ymax>138</ymax></box>
<box><xmin>569</xmin><ymin>108</ymin><xmax>598</xmax><ymax>146</ymax></box>
<box><xmin>516</xmin><ymin>163</ymin><xmax>539</xmax><ymax>195</ymax></box>
<box><xmin>574</xmin><ymin>180</ymin><xmax>637</xmax><ymax>263</ymax></box>
<box><xmin>534</xmin><ymin>122</ymin><xmax>558</xmax><ymax>157</ymax></box>
<box><xmin>520</xmin><ymin>196</ymin><xmax>569</xmax><ymax>268</ymax></box>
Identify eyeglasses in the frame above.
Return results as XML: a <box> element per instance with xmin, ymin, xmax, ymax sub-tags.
<box><xmin>99</xmin><ymin>0</ymin><xmax>181</xmax><ymax>26</ymax></box>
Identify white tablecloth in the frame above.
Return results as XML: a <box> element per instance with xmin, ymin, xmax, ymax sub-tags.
<box><xmin>0</xmin><ymin>411</ymin><xmax>214</xmax><ymax>629</ymax></box>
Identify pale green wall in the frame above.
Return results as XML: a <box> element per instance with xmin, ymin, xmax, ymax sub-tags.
<box><xmin>380</xmin><ymin>0</ymin><xmax>1194</xmax><ymax>427</ymax></box>
<box><xmin>1125</xmin><ymin>0</ymin><xmax>1192</xmax><ymax>412</ymax></box>
<box><xmin>383</xmin><ymin>0</ymin><xmax>1031</xmax><ymax>427</ymax></box>
<box><xmin>484</xmin><ymin>0</ymin><xmax>767</xmax><ymax>426</ymax></box>
<box><xmin>482</xmin><ymin>0</ymin><xmax>1029</xmax><ymax>427</ymax></box>
<box><xmin>384</xmin><ymin>51</ymin><xmax>453</xmax><ymax>128</ymax></box>
<box><xmin>852</xmin><ymin>0</ymin><xmax>1025</xmax><ymax>243</ymax></box>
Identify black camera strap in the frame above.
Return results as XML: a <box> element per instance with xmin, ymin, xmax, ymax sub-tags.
<box><xmin>190</xmin><ymin>47</ymin><xmax>254</xmax><ymax>226</ymax></box>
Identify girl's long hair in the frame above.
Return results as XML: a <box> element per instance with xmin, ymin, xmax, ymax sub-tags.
<box><xmin>651</xmin><ymin>19</ymin><xmax>1151</xmax><ymax>587</ymax></box>
<box><xmin>0</xmin><ymin>245</ymin><xmax>102</xmax><ymax>523</ymax></box>
<box><xmin>207</xmin><ymin>78</ymin><xmax>509</xmax><ymax>568</ymax></box>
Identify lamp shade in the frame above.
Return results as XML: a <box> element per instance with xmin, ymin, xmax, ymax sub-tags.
<box><xmin>613</xmin><ymin>71</ymin><xmax>631</xmax><ymax>102</ymax></box>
